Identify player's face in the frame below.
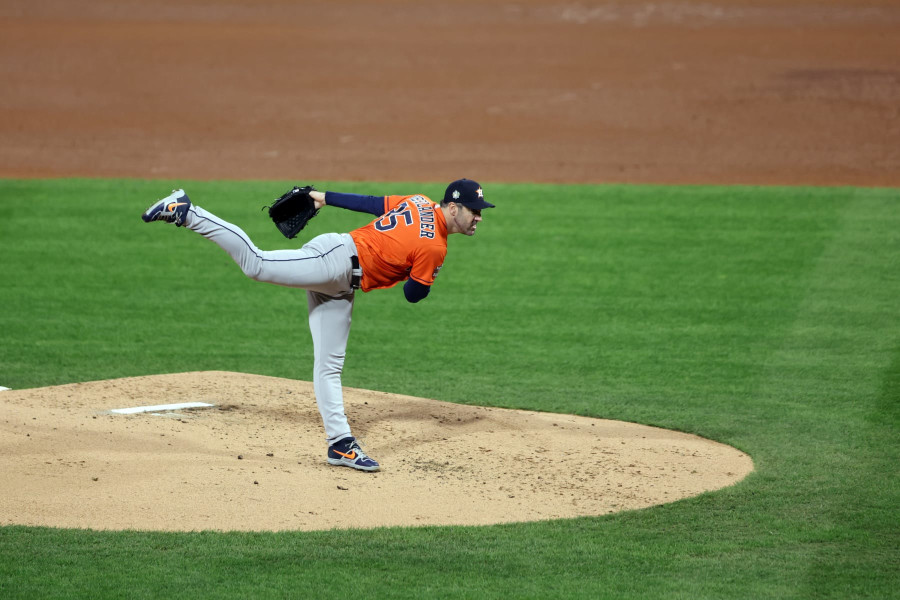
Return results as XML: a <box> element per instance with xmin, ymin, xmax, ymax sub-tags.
<box><xmin>454</xmin><ymin>204</ymin><xmax>482</xmax><ymax>236</ymax></box>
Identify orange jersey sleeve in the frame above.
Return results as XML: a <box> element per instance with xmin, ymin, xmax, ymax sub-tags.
<box><xmin>349</xmin><ymin>195</ymin><xmax>448</xmax><ymax>292</ymax></box>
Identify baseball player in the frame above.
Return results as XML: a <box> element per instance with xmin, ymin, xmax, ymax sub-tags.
<box><xmin>141</xmin><ymin>179</ymin><xmax>494</xmax><ymax>472</ymax></box>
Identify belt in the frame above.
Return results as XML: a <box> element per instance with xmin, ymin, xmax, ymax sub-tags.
<box><xmin>350</xmin><ymin>255</ymin><xmax>362</xmax><ymax>290</ymax></box>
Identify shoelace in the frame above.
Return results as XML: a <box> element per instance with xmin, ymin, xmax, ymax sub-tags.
<box><xmin>347</xmin><ymin>441</ymin><xmax>374</xmax><ymax>462</ymax></box>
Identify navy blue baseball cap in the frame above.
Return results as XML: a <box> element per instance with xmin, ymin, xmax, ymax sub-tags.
<box><xmin>443</xmin><ymin>178</ymin><xmax>494</xmax><ymax>210</ymax></box>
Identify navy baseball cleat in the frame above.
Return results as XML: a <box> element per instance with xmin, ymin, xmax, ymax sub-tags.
<box><xmin>327</xmin><ymin>437</ymin><xmax>380</xmax><ymax>472</ymax></box>
<box><xmin>142</xmin><ymin>189</ymin><xmax>192</xmax><ymax>226</ymax></box>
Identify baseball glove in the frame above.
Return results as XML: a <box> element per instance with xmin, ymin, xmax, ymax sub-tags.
<box><xmin>266</xmin><ymin>185</ymin><xmax>319</xmax><ymax>239</ymax></box>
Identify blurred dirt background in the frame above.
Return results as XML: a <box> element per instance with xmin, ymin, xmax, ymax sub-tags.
<box><xmin>1</xmin><ymin>0</ymin><xmax>898</xmax><ymax>187</ymax></box>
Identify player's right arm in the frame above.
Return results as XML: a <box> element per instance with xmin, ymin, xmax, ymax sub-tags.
<box><xmin>402</xmin><ymin>243</ymin><xmax>444</xmax><ymax>303</ymax></box>
<box><xmin>403</xmin><ymin>279</ymin><xmax>430</xmax><ymax>303</ymax></box>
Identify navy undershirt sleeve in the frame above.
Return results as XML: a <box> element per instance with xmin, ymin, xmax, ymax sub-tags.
<box><xmin>403</xmin><ymin>279</ymin><xmax>431</xmax><ymax>303</ymax></box>
<box><xmin>325</xmin><ymin>191</ymin><xmax>385</xmax><ymax>216</ymax></box>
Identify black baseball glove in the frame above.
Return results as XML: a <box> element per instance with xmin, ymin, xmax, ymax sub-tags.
<box><xmin>266</xmin><ymin>185</ymin><xmax>319</xmax><ymax>239</ymax></box>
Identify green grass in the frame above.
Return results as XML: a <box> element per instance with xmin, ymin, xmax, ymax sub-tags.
<box><xmin>0</xmin><ymin>178</ymin><xmax>898</xmax><ymax>599</ymax></box>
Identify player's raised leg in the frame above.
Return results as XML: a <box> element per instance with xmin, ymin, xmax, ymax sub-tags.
<box><xmin>143</xmin><ymin>190</ymin><xmax>354</xmax><ymax>294</ymax></box>
<box><xmin>185</xmin><ymin>205</ymin><xmax>342</xmax><ymax>289</ymax></box>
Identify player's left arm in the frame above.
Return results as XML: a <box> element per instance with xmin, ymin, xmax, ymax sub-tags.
<box><xmin>309</xmin><ymin>191</ymin><xmax>386</xmax><ymax>216</ymax></box>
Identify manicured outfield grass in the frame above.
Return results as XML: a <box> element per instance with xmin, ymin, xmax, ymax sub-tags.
<box><xmin>0</xmin><ymin>178</ymin><xmax>897</xmax><ymax>599</ymax></box>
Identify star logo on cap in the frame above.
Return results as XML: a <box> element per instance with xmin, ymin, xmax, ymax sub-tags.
<box><xmin>476</xmin><ymin>188</ymin><xmax>483</xmax><ymax>198</ymax></box>
<box><xmin>452</xmin><ymin>190</ymin><xmax>460</xmax><ymax>199</ymax></box>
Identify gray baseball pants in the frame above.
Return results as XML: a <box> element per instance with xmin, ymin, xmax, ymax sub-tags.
<box><xmin>185</xmin><ymin>205</ymin><xmax>357</xmax><ymax>445</ymax></box>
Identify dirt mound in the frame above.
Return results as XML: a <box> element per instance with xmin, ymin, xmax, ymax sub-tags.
<box><xmin>0</xmin><ymin>372</ymin><xmax>752</xmax><ymax>531</ymax></box>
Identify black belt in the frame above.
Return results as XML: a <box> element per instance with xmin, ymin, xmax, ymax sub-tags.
<box><xmin>350</xmin><ymin>255</ymin><xmax>362</xmax><ymax>290</ymax></box>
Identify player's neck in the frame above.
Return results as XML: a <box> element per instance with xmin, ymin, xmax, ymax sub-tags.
<box><xmin>440</xmin><ymin>205</ymin><xmax>462</xmax><ymax>235</ymax></box>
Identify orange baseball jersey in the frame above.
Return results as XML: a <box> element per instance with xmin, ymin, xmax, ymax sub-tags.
<box><xmin>349</xmin><ymin>194</ymin><xmax>447</xmax><ymax>292</ymax></box>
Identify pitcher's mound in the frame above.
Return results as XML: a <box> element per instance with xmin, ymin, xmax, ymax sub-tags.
<box><xmin>0</xmin><ymin>372</ymin><xmax>752</xmax><ymax>531</ymax></box>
